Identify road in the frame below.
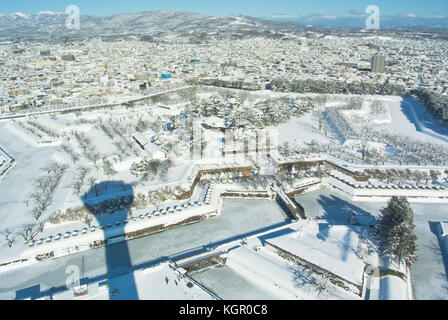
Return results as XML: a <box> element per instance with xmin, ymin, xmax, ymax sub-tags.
<box><xmin>0</xmin><ymin>85</ymin><xmax>192</xmax><ymax>121</ymax></box>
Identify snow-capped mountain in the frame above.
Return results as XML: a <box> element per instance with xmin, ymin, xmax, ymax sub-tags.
<box><xmin>0</xmin><ymin>10</ymin><xmax>445</xmax><ymax>42</ymax></box>
<box><xmin>0</xmin><ymin>10</ymin><xmax>307</xmax><ymax>42</ymax></box>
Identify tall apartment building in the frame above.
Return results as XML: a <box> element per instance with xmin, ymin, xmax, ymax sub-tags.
<box><xmin>371</xmin><ymin>54</ymin><xmax>386</xmax><ymax>73</ymax></box>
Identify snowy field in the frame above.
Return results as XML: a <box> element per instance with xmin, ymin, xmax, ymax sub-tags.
<box><xmin>0</xmin><ymin>123</ymin><xmax>57</xmax><ymax>228</ymax></box>
<box><xmin>273</xmin><ymin>113</ymin><xmax>332</xmax><ymax>148</ymax></box>
<box><xmin>385</xmin><ymin>97</ymin><xmax>448</xmax><ymax>145</ymax></box>
<box><xmin>0</xmin><ymin>198</ymin><xmax>289</xmax><ymax>299</ymax></box>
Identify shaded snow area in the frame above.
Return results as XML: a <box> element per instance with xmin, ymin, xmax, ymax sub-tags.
<box><xmin>410</xmin><ymin>204</ymin><xmax>448</xmax><ymax>300</ymax></box>
<box><xmin>295</xmin><ymin>188</ymin><xmax>383</xmax><ymax>225</ymax></box>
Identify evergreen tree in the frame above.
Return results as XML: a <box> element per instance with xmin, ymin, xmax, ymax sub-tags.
<box><xmin>378</xmin><ymin>196</ymin><xmax>417</xmax><ymax>267</ymax></box>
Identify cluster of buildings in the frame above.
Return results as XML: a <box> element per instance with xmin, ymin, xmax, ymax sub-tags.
<box><xmin>0</xmin><ymin>34</ymin><xmax>446</xmax><ymax>113</ymax></box>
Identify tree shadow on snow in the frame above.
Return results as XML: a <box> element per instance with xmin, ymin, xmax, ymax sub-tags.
<box><xmin>316</xmin><ymin>195</ymin><xmax>378</xmax><ymax>226</ymax></box>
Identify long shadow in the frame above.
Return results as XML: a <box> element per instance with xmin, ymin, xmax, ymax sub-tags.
<box><xmin>317</xmin><ymin>195</ymin><xmax>378</xmax><ymax>226</ymax></box>
<box><xmin>14</xmin><ymin>285</ymin><xmax>42</xmax><ymax>301</ymax></box>
<box><xmin>429</xmin><ymin>221</ymin><xmax>448</xmax><ymax>282</ymax></box>
<box><xmin>87</xmin><ymin>181</ymin><xmax>139</xmax><ymax>300</ymax></box>
<box><xmin>400</xmin><ymin>97</ymin><xmax>448</xmax><ymax>142</ymax></box>
<box><xmin>316</xmin><ymin>195</ymin><xmax>379</xmax><ymax>261</ymax></box>
<box><xmin>322</xmin><ymin>110</ymin><xmax>347</xmax><ymax>143</ymax></box>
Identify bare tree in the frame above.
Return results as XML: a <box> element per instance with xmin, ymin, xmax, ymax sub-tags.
<box><xmin>19</xmin><ymin>223</ymin><xmax>37</xmax><ymax>242</ymax></box>
<box><xmin>84</xmin><ymin>214</ymin><xmax>93</xmax><ymax>228</ymax></box>
<box><xmin>1</xmin><ymin>229</ymin><xmax>16</xmax><ymax>248</ymax></box>
<box><xmin>37</xmin><ymin>219</ymin><xmax>46</xmax><ymax>233</ymax></box>
<box><xmin>73</xmin><ymin>182</ymin><xmax>83</xmax><ymax>196</ymax></box>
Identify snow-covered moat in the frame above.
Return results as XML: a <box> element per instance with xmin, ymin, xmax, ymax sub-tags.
<box><xmin>190</xmin><ymin>265</ymin><xmax>281</xmax><ymax>300</ymax></box>
<box><xmin>0</xmin><ymin>199</ymin><xmax>290</xmax><ymax>299</ymax></box>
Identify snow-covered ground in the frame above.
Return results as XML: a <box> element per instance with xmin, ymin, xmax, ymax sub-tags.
<box><xmin>273</xmin><ymin>113</ymin><xmax>332</xmax><ymax>148</ymax></box>
<box><xmin>384</xmin><ymin>97</ymin><xmax>448</xmax><ymax>145</ymax></box>
<box><xmin>0</xmin><ymin>123</ymin><xmax>58</xmax><ymax>228</ymax></box>
<box><xmin>0</xmin><ymin>89</ymin><xmax>447</xmax><ymax>300</ymax></box>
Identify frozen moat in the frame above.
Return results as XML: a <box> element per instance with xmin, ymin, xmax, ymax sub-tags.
<box><xmin>0</xmin><ymin>198</ymin><xmax>290</xmax><ymax>299</ymax></box>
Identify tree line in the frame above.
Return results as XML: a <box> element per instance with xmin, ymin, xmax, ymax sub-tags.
<box><xmin>411</xmin><ymin>88</ymin><xmax>448</xmax><ymax>123</ymax></box>
<box><xmin>270</xmin><ymin>78</ymin><xmax>405</xmax><ymax>96</ymax></box>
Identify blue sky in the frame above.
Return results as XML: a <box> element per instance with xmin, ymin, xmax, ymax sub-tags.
<box><xmin>1</xmin><ymin>0</ymin><xmax>447</xmax><ymax>17</ymax></box>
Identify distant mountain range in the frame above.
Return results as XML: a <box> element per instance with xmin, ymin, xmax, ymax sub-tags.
<box><xmin>268</xmin><ymin>12</ymin><xmax>448</xmax><ymax>28</ymax></box>
<box><xmin>0</xmin><ymin>10</ymin><xmax>446</xmax><ymax>42</ymax></box>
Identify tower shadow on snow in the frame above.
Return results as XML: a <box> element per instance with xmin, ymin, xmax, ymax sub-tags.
<box><xmin>82</xmin><ymin>181</ymin><xmax>139</xmax><ymax>300</ymax></box>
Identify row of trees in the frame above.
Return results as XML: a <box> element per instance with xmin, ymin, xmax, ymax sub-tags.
<box><xmin>72</xmin><ymin>131</ymin><xmax>101</xmax><ymax>167</ymax></box>
<box><xmin>270</xmin><ymin>78</ymin><xmax>405</xmax><ymax>96</ymax></box>
<box><xmin>2</xmin><ymin>97</ymin><xmax>108</xmax><ymax>118</ymax></box>
<box><xmin>28</xmin><ymin>164</ymin><xmax>67</xmax><ymax>234</ymax></box>
<box><xmin>364</xmin><ymin>168</ymin><xmax>442</xmax><ymax>185</ymax></box>
<box><xmin>26</xmin><ymin>121</ymin><xmax>60</xmax><ymax>139</ymax></box>
<box><xmin>186</xmin><ymin>78</ymin><xmax>262</xmax><ymax>91</ymax></box>
<box><xmin>412</xmin><ymin>88</ymin><xmax>448</xmax><ymax>122</ymax></box>
<box><xmin>1</xmin><ymin>163</ymin><xmax>68</xmax><ymax>249</ymax></box>
<box><xmin>50</xmin><ymin>182</ymin><xmax>191</xmax><ymax>225</ymax></box>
